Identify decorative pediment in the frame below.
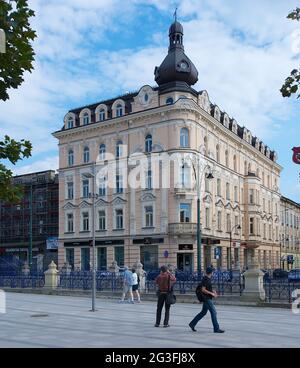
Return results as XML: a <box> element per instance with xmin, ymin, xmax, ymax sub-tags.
<box><xmin>63</xmin><ymin>202</ymin><xmax>77</xmax><ymax>210</ymax></box>
<box><xmin>225</xmin><ymin>201</ymin><xmax>232</xmax><ymax>209</ymax></box>
<box><xmin>232</xmin><ymin>203</ymin><xmax>240</xmax><ymax>211</ymax></box>
<box><xmin>112</xmin><ymin>196</ymin><xmax>127</xmax><ymax>206</ymax></box>
<box><xmin>95</xmin><ymin>198</ymin><xmax>109</xmax><ymax>207</ymax></box>
<box><xmin>78</xmin><ymin>200</ymin><xmax>91</xmax><ymax>209</ymax></box>
<box><xmin>203</xmin><ymin>194</ymin><xmax>212</xmax><ymax>204</ymax></box>
<box><xmin>215</xmin><ymin>198</ymin><xmax>225</xmax><ymax>208</ymax></box>
<box><xmin>141</xmin><ymin>192</ymin><xmax>156</xmax><ymax>202</ymax></box>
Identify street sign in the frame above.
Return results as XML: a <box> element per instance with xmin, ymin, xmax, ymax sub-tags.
<box><xmin>163</xmin><ymin>250</ymin><xmax>169</xmax><ymax>258</ymax></box>
<box><xmin>214</xmin><ymin>247</ymin><xmax>221</xmax><ymax>259</ymax></box>
<box><xmin>46</xmin><ymin>237</ymin><xmax>59</xmax><ymax>250</ymax></box>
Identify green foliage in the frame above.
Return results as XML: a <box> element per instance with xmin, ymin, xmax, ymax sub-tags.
<box><xmin>281</xmin><ymin>8</ymin><xmax>300</xmax><ymax>99</ymax></box>
<box><xmin>0</xmin><ymin>136</ymin><xmax>32</xmax><ymax>203</ymax></box>
<box><xmin>0</xmin><ymin>0</ymin><xmax>37</xmax><ymax>101</ymax></box>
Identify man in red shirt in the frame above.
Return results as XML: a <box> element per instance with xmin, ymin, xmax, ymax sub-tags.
<box><xmin>155</xmin><ymin>265</ymin><xmax>176</xmax><ymax>327</ymax></box>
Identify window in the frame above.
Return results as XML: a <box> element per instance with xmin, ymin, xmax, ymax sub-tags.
<box><xmin>217</xmin><ymin>211</ymin><xmax>222</xmax><ymax>231</ymax></box>
<box><xmin>99</xmin><ymin>210</ymin><xmax>106</xmax><ymax>231</ymax></box>
<box><xmin>234</xmin><ymin>186</ymin><xmax>238</xmax><ymax>202</ymax></box>
<box><xmin>146</xmin><ymin>169</ymin><xmax>152</xmax><ymax>190</ymax></box>
<box><xmin>115</xmin><ymin>246</ymin><xmax>124</xmax><ymax>267</ymax></box>
<box><xmin>250</xmin><ymin>217</ymin><xmax>254</xmax><ymax>235</ymax></box>
<box><xmin>233</xmin><ymin>155</ymin><xmax>237</xmax><ymax>171</ymax></box>
<box><xmin>249</xmin><ymin>189</ymin><xmax>254</xmax><ymax>204</ymax></box>
<box><xmin>116</xmin><ymin>140</ymin><xmax>123</xmax><ymax>158</ymax></box>
<box><xmin>66</xmin><ymin>248</ymin><xmax>74</xmax><ymax>269</ymax></box>
<box><xmin>99</xmin><ymin>144</ymin><xmax>106</xmax><ymax>160</ymax></box>
<box><xmin>166</xmin><ymin>97</ymin><xmax>174</xmax><ymax>105</ymax></box>
<box><xmin>234</xmin><ymin>216</ymin><xmax>239</xmax><ymax>230</ymax></box>
<box><xmin>216</xmin><ymin>145</ymin><xmax>220</xmax><ymax>163</ymax></box>
<box><xmin>97</xmin><ymin>248</ymin><xmax>107</xmax><ymax>271</ymax></box>
<box><xmin>145</xmin><ymin>206</ymin><xmax>153</xmax><ymax>227</ymax></box>
<box><xmin>116</xmin><ymin>104</ymin><xmax>123</xmax><ymax>117</ymax></box>
<box><xmin>116</xmin><ymin>209</ymin><xmax>123</xmax><ymax>229</ymax></box>
<box><xmin>83</xmin><ymin>113</ymin><xmax>89</xmax><ymax>125</ymax></box>
<box><xmin>263</xmin><ymin>224</ymin><xmax>266</xmax><ymax>239</ymax></box>
<box><xmin>217</xmin><ymin>179</ymin><xmax>221</xmax><ymax>196</ymax></box>
<box><xmin>180</xmin><ymin>203</ymin><xmax>191</xmax><ymax>223</ymax></box>
<box><xmin>205</xmin><ymin>208</ymin><xmax>210</xmax><ymax>228</ymax></box>
<box><xmin>180</xmin><ymin>128</ymin><xmax>189</xmax><ymax>148</ymax></box>
<box><xmin>226</xmin><ymin>183</ymin><xmax>230</xmax><ymax>200</ymax></box>
<box><xmin>67</xmin><ymin>182</ymin><xmax>74</xmax><ymax>200</ymax></box>
<box><xmin>226</xmin><ymin>214</ymin><xmax>231</xmax><ymax>232</ymax></box>
<box><xmin>68</xmin><ymin>150</ymin><xmax>74</xmax><ymax>166</ymax></box>
<box><xmin>81</xmin><ymin>248</ymin><xmax>90</xmax><ymax>271</ymax></box>
<box><xmin>83</xmin><ymin>147</ymin><xmax>90</xmax><ymax>163</ymax></box>
<box><xmin>82</xmin><ymin>212</ymin><xmax>89</xmax><ymax>231</ymax></box>
<box><xmin>116</xmin><ymin>174</ymin><xmax>123</xmax><ymax>194</ymax></box>
<box><xmin>99</xmin><ymin>175</ymin><xmax>106</xmax><ymax>196</ymax></box>
<box><xmin>67</xmin><ymin>213</ymin><xmax>74</xmax><ymax>233</ymax></box>
<box><xmin>99</xmin><ymin>109</ymin><xmax>105</xmax><ymax>121</ymax></box>
<box><xmin>180</xmin><ymin>164</ymin><xmax>190</xmax><ymax>188</ymax></box>
<box><xmin>269</xmin><ymin>224</ymin><xmax>272</xmax><ymax>240</ymax></box>
<box><xmin>68</xmin><ymin>117</ymin><xmax>74</xmax><ymax>129</ymax></box>
<box><xmin>82</xmin><ymin>179</ymin><xmax>89</xmax><ymax>198</ymax></box>
<box><xmin>143</xmin><ymin>134</ymin><xmax>153</xmax><ymax>153</ymax></box>
<box><xmin>263</xmin><ymin>198</ymin><xmax>265</xmax><ymax>212</ymax></box>
<box><xmin>205</xmin><ymin>175</ymin><xmax>210</xmax><ymax>192</ymax></box>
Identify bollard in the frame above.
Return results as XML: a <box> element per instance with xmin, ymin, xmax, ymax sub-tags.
<box><xmin>44</xmin><ymin>261</ymin><xmax>59</xmax><ymax>289</ymax></box>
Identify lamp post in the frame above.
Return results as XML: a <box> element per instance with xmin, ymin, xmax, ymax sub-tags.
<box><xmin>229</xmin><ymin>224</ymin><xmax>241</xmax><ymax>271</ymax></box>
<box><xmin>29</xmin><ymin>184</ymin><xmax>33</xmax><ymax>270</ymax></box>
<box><xmin>192</xmin><ymin>154</ymin><xmax>214</xmax><ymax>275</ymax></box>
<box><xmin>82</xmin><ymin>163</ymin><xmax>97</xmax><ymax>312</ymax></box>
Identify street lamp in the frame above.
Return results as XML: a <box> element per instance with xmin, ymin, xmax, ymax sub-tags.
<box><xmin>192</xmin><ymin>154</ymin><xmax>214</xmax><ymax>275</ymax></box>
<box><xmin>229</xmin><ymin>224</ymin><xmax>241</xmax><ymax>271</ymax></box>
<box><xmin>82</xmin><ymin>164</ymin><xmax>97</xmax><ymax>312</ymax></box>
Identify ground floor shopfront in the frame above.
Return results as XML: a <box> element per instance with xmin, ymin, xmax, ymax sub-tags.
<box><xmin>58</xmin><ymin>235</ymin><xmax>284</xmax><ymax>272</ymax></box>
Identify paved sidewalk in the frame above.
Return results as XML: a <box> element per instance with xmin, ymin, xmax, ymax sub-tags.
<box><xmin>0</xmin><ymin>292</ymin><xmax>299</xmax><ymax>348</ymax></box>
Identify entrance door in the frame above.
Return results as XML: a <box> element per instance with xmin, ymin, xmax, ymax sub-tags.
<box><xmin>140</xmin><ymin>245</ymin><xmax>158</xmax><ymax>271</ymax></box>
<box><xmin>177</xmin><ymin>253</ymin><xmax>193</xmax><ymax>272</ymax></box>
<box><xmin>204</xmin><ymin>246</ymin><xmax>212</xmax><ymax>270</ymax></box>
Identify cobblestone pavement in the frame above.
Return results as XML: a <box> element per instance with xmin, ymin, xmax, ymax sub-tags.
<box><xmin>0</xmin><ymin>292</ymin><xmax>299</xmax><ymax>348</ymax></box>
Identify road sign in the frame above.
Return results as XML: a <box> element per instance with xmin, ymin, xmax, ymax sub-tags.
<box><xmin>214</xmin><ymin>247</ymin><xmax>221</xmax><ymax>259</ymax></box>
<box><xmin>163</xmin><ymin>250</ymin><xmax>169</xmax><ymax>258</ymax></box>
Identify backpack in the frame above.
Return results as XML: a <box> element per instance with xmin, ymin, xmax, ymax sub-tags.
<box><xmin>195</xmin><ymin>283</ymin><xmax>204</xmax><ymax>303</ymax></box>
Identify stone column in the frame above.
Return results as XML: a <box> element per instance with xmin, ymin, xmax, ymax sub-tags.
<box><xmin>44</xmin><ymin>261</ymin><xmax>59</xmax><ymax>289</ymax></box>
<box><xmin>241</xmin><ymin>256</ymin><xmax>265</xmax><ymax>302</ymax></box>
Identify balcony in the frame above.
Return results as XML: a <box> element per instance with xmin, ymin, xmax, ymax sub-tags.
<box><xmin>168</xmin><ymin>222</ymin><xmax>197</xmax><ymax>236</ymax></box>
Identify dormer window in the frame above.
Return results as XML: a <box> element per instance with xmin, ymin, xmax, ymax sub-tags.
<box><xmin>67</xmin><ymin>117</ymin><xmax>74</xmax><ymax>129</ymax></box>
<box><xmin>99</xmin><ymin>109</ymin><xmax>105</xmax><ymax>122</ymax></box>
<box><xmin>116</xmin><ymin>104</ymin><xmax>123</xmax><ymax>117</ymax></box>
<box><xmin>83</xmin><ymin>113</ymin><xmax>89</xmax><ymax>125</ymax></box>
<box><xmin>166</xmin><ymin>97</ymin><xmax>174</xmax><ymax>105</ymax></box>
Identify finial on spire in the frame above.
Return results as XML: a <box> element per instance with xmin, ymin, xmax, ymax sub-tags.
<box><xmin>173</xmin><ymin>7</ymin><xmax>178</xmax><ymax>22</ymax></box>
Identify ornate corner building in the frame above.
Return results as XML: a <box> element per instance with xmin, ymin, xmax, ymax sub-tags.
<box><xmin>53</xmin><ymin>20</ymin><xmax>283</xmax><ymax>272</ymax></box>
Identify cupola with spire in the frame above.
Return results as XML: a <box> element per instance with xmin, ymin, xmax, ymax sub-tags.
<box><xmin>154</xmin><ymin>14</ymin><xmax>198</xmax><ymax>93</ymax></box>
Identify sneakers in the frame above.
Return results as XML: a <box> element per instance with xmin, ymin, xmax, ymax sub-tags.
<box><xmin>154</xmin><ymin>324</ymin><xmax>160</xmax><ymax>327</ymax></box>
<box><xmin>189</xmin><ymin>323</ymin><xmax>197</xmax><ymax>332</ymax></box>
<box><xmin>163</xmin><ymin>324</ymin><xmax>170</xmax><ymax>328</ymax></box>
<box><xmin>214</xmin><ymin>329</ymin><xmax>225</xmax><ymax>333</ymax></box>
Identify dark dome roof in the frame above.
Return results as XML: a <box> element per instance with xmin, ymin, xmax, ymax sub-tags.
<box><xmin>169</xmin><ymin>21</ymin><xmax>183</xmax><ymax>36</ymax></box>
<box><xmin>154</xmin><ymin>21</ymin><xmax>198</xmax><ymax>87</ymax></box>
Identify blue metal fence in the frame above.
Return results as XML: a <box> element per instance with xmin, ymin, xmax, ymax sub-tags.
<box><xmin>0</xmin><ymin>272</ymin><xmax>45</xmax><ymax>288</ymax></box>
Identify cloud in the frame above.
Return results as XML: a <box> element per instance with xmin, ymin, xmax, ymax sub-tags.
<box><xmin>12</xmin><ymin>156</ymin><xmax>59</xmax><ymax>176</ymax></box>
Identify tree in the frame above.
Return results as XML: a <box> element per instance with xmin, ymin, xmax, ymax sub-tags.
<box><xmin>0</xmin><ymin>0</ymin><xmax>37</xmax><ymax>101</ymax></box>
<box><xmin>0</xmin><ymin>136</ymin><xmax>32</xmax><ymax>202</ymax></box>
<box><xmin>281</xmin><ymin>7</ymin><xmax>300</xmax><ymax>99</ymax></box>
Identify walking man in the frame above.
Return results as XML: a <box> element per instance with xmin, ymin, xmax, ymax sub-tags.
<box><xmin>120</xmin><ymin>266</ymin><xmax>134</xmax><ymax>303</ymax></box>
<box><xmin>189</xmin><ymin>266</ymin><xmax>225</xmax><ymax>333</ymax></box>
<box><xmin>155</xmin><ymin>265</ymin><xmax>176</xmax><ymax>328</ymax></box>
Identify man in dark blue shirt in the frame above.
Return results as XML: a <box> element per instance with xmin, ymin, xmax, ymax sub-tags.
<box><xmin>189</xmin><ymin>267</ymin><xmax>225</xmax><ymax>333</ymax></box>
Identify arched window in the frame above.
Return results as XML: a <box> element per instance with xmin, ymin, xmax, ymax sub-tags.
<box><xmin>99</xmin><ymin>109</ymin><xmax>105</xmax><ymax>122</ymax></box>
<box><xmin>83</xmin><ymin>113</ymin><xmax>89</xmax><ymax>125</ymax></box>
<box><xmin>145</xmin><ymin>134</ymin><xmax>152</xmax><ymax>153</ymax></box>
<box><xmin>180</xmin><ymin>128</ymin><xmax>189</xmax><ymax>148</ymax></box>
<box><xmin>116</xmin><ymin>104</ymin><xmax>123</xmax><ymax>117</ymax></box>
<box><xmin>99</xmin><ymin>144</ymin><xmax>106</xmax><ymax>161</ymax></box>
<box><xmin>233</xmin><ymin>155</ymin><xmax>237</xmax><ymax>172</ymax></box>
<box><xmin>166</xmin><ymin>97</ymin><xmax>174</xmax><ymax>105</ymax></box>
<box><xmin>83</xmin><ymin>147</ymin><xmax>90</xmax><ymax>163</ymax></box>
<box><xmin>68</xmin><ymin>150</ymin><xmax>74</xmax><ymax>166</ymax></box>
<box><xmin>216</xmin><ymin>145</ymin><xmax>220</xmax><ymax>163</ymax></box>
<box><xmin>116</xmin><ymin>140</ymin><xmax>123</xmax><ymax>158</ymax></box>
<box><xmin>67</xmin><ymin>117</ymin><xmax>74</xmax><ymax>129</ymax></box>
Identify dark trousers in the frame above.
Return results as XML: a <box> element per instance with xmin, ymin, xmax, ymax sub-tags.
<box><xmin>156</xmin><ymin>293</ymin><xmax>171</xmax><ymax>326</ymax></box>
<box><xmin>189</xmin><ymin>299</ymin><xmax>220</xmax><ymax>332</ymax></box>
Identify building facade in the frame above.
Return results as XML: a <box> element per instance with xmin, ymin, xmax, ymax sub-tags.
<box><xmin>53</xmin><ymin>20</ymin><xmax>282</xmax><ymax>272</ymax></box>
<box><xmin>0</xmin><ymin>171</ymin><xmax>59</xmax><ymax>272</ymax></box>
<box><xmin>280</xmin><ymin>196</ymin><xmax>300</xmax><ymax>269</ymax></box>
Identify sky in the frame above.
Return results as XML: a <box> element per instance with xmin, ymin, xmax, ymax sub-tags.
<box><xmin>1</xmin><ymin>0</ymin><xmax>300</xmax><ymax>202</ymax></box>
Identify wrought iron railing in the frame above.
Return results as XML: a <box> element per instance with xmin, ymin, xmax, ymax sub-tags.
<box><xmin>0</xmin><ymin>273</ymin><xmax>45</xmax><ymax>288</ymax></box>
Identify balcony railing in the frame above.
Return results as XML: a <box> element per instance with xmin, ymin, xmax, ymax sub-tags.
<box><xmin>168</xmin><ymin>222</ymin><xmax>197</xmax><ymax>235</ymax></box>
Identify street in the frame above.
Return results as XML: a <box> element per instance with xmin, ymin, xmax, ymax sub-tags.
<box><xmin>0</xmin><ymin>292</ymin><xmax>299</xmax><ymax>348</ymax></box>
